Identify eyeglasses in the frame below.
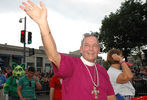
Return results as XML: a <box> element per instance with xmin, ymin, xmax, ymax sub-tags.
<box><xmin>29</xmin><ymin>81</ymin><xmax>31</xmax><ymax>87</ymax></box>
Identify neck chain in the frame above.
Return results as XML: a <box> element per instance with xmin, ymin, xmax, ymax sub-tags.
<box><xmin>84</xmin><ymin>64</ymin><xmax>99</xmax><ymax>87</ymax></box>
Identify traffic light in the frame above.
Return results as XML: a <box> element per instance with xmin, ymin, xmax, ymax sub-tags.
<box><xmin>28</xmin><ymin>32</ymin><xmax>32</xmax><ymax>44</ymax></box>
<box><xmin>20</xmin><ymin>30</ymin><xmax>25</xmax><ymax>43</ymax></box>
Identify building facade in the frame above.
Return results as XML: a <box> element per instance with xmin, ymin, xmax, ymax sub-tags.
<box><xmin>0</xmin><ymin>43</ymin><xmax>52</xmax><ymax>73</ymax></box>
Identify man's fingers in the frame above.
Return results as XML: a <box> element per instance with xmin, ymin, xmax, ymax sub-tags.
<box><xmin>40</xmin><ymin>1</ymin><xmax>46</xmax><ymax>10</ymax></box>
<box><xmin>19</xmin><ymin>5</ymin><xmax>30</xmax><ymax>15</ymax></box>
<box><xmin>28</xmin><ymin>0</ymin><xmax>37</xmax><ymax>8</ymax></box>
<box><xmin>19</xmin><ymin>5</ymin><xmax>25</xmax><ymax>10</ymax></box>
<box><xmin>22</xmin><ymin>2</ymin><xmax>33</xmax><ymax>10</ymax></box>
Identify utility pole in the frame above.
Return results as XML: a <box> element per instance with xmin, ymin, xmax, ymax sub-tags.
<box><xmin>20</xmin><ymin>17</ymin><xmax>33</xmax><ymax>69</ymax></box>
<box><xmin>24</xmin><ymin>17</ymin><xmax>26</xmax><ymax>66</ymax></box>
<box><xmin>19</xmin><ymin>16</ymin><xmax>27</xmax><ymax>68</ymax></box>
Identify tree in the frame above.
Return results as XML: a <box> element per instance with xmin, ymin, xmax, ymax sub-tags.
<box><xmin>102</xmin><ymin>61</ymin><xmax>110</xmax><ymax>70</ymax></box>
<box><xmin>99</xmin><ymin>0</ymin><xmax>147</xmax><ymax>61</ymax></box>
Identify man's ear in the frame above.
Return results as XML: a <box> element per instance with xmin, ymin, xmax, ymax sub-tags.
<box><xmin>20</xmin><ymin>63</ymin><xmax>25</xmax><ymax>70</ymax></box>
<box><xmin>12</xmin><ymin>62</ymin><xmax>17</xmax><ymax>70</ymax></box>
<box><xmin>98</xmin><ymin>46</ymin><xmax>100</xmax><ymax>53</ymax></box>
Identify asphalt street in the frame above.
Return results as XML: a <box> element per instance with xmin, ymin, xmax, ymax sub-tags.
<box><xmin>37</xmin><ymin>94</ymin><xmax>49</xmax><ymax>100</ymax></box>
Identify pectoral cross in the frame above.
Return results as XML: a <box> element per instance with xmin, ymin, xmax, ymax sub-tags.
<box><xmin>92</xmin><ymin>86</ymin><xmax>99</xmax><ymax>99</ymax></box>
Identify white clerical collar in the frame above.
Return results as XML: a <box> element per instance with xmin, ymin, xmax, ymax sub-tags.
<box><xmin>80</xmin><ymin>56</ymin><xmax>95</xmax><ymax>66</ymax></box>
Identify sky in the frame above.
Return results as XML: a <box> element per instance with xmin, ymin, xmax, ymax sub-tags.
<box><xmin>0</xmin><ymin>0</ymin><xmax>145</xmax><ymax>60</ymax></box>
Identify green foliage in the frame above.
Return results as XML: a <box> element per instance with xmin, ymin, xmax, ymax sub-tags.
<box><xmin>99</xmin><ymin>0</ymin><xmax>147</xmax><ymax>61</ymax></box>
<box><xmin>102</xmin><ymin>61</ymin><xmax>110</xmax><ymax>70</ymax></box>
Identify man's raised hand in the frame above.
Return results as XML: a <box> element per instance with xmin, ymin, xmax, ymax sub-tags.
<box><xmin>19</xmin><ymin>0</ymin><xmax>47</xmax><ymax>25</ymax></box>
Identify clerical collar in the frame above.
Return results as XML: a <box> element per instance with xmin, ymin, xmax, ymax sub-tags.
<box><xmin>80</xmin><ymin>56</ymin><xmax>95</xmax><ymax>66</ymax></box>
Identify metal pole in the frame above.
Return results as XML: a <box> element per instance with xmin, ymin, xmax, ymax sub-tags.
<box><xmin>24</xmin><ymin>17</ymin><xmax>26</xmax><ymax>68</ymax></box>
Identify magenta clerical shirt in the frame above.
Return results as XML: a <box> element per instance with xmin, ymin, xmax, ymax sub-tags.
<box><xmin>53</xmin><ymin>53</ymin><xmax>114</xmax><ymax>100</ymax></box>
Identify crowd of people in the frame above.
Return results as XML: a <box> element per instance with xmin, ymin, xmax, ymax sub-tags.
<box><xmin>0</xmin><ymin>65</ymin><xmax>56</xmax><ymax>100</ymax></box>
<box><xmin>0</xmin><ymin>61</ymin><xmax>146</xmax><ymax>100</ymax></box>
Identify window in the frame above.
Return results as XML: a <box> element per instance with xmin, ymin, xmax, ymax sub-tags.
<box><xmin>0</xmin><ymin>57</ymin><xmax>9</xmax><ymax>66</ymax></box>
<box><xmin>12</xmin><ymin>56</ymin><xmax>21</xmax><ymax>65</ymax></box>
<box><xmin>45</xmin><ymin>63</ymin><xmax>51</xmax><ymax>67</ymax></box>
<box><xmin>36</xmin><ymin>57</ymin><xmax>43</xmax><ymax>67</ymax></box>
<box><xmin>27</xmin><ymin>63</ymin><xmax>34</xmax><ymax>68</ymax></box>
<box><xmin>45</xmin><ymin>63</ymin><xmax>52</xmax><ymax>73</ymax></box>
<box><xmin>37</xmin><ymin>68</ymin><xmax>41</xmax><ymax>72</ymax></box>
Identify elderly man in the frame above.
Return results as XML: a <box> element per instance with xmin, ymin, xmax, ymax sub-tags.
<box><xmin>20</xmin><ymin>0</ymin><xmax>116</xmax><ymax>100</ymax></box>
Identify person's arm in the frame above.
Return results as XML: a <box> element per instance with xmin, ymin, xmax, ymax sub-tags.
<box><xmin>49</xmin><ymin>88</ymin><xmax>54</xmax><ymax>100</ymax></box>
<box><xmin>107</xmin><ymin>95</ymin><xmax>117</xmax><ymax>100</ymax></box>
<box><xmin>112</xmin><ymin>54</ymin><xmax>133</xmax><ymax>83</ymax></box>
<box><xmin>118</xmin><ymin>61</ymin><xmax>133</xmax><ymax>83</ymax></box>
<box><xmin>17</xmin><ymin>86</ymin><xmax>24</xmax><ymax>100</ymax></box>
<box><xmin>34</xmin><ymin>75</ymin><xmax>42</xmax><ymax>90</ymax></box>
<box><xmin>20</xmin><ymin>0</ymin><xmax>61</xmax><ymax>69</ymax></box>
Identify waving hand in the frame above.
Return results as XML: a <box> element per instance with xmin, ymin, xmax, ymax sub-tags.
<box><xmin>20</xmin><ymin>0</ymin><xmax>47</xmax><ymax>25</ymax></box>
<box><xmin>19</xmin><ymin>0</ymin><xmax>61</xmax><ymax>69</ymax></box>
